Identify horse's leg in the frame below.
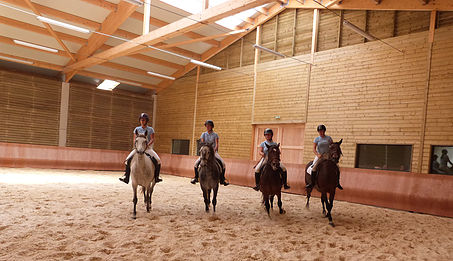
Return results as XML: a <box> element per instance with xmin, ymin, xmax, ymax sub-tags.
<box><xmin>270</xmin><ymin>195</ymin><xmax>274</xmax><ymax>209</ymax></box>
<box><xmin>202</xmin><ymin>188</ymin><xmax>209</xmax><ymax>212</ymax></box>
<box><xmin>132</xmin><ymin>185</ymin><xmax>138</xmax><ymax>219</ymax></box>
<box><xmin>321</xmin><ymin>193</ymin><xmax>327</xmax><ymax>217</ymax></box>
<box><xmin>277</xmin><ymin>192</ymin><xmax>285</xmax><ymax>214</ymax></box>
<box><xmin>305</xmin><ymin>188</ymin><xmax>312</xmax><ymax>209</ymax></box>
<box><xmin>264</xmin><ymin>194</ymin><xmax>271</xmax><ymax>216</ymax></box>
<box><xmin>327</xmin><ymin>191</ymin><xmax>336</xmax><ymax>227</ymax></box>
<box><xmin>146</xmin><ymin>187</ymin><xmax>150</xmax><ymax>213</ymax></box>
<box><xmin>143</xmin><ymin>187</ymin><xmax>147</xmax><ymax>205</ymax></box>
<box><xmin>212</xmin><ymin>185</ymin><xmax>218</xmax><ymax>212</ymax></box>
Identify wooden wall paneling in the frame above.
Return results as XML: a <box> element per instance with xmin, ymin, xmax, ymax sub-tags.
<box><xmin>317</xmin><ymin>9</ymin><xmax>341</xmax><ymax>52</ymax></box>
<box><xmin>367</xmin><ymin>10</ymin><xmax>396</xmax><ymax>41</ymax></box>
<box><xmin>260</xmin><ymin>16</ymin><xmax>278</xmax><ymax>63</ymax></box>
<box><xmin>276</xmin><ymin>9</ymin><xmax>295</xmax><ymax>57</ymax></box>
<box><xmin>294</xmin><ymin>9</ymin><xmax>313</xmax><ymax>56</ymax></box>
<box><xmin>395</xmin><ymin>11</ymin><xmax>430</xmax><ymax>36</ymax></box>
<box><xmin>438</xmin><ymin>11</ymin><xmax>453</xmax><ymax>27</ymax></box>
<box><xmin>341</xmin><ymin>10</ymin><xmax>367</xmax><ymax>47</ymax></box>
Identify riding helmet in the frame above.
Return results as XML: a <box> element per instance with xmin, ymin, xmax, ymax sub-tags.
<box><xmin>317</xmin><ymin>124</ymin><xmax>326</xmax><ymax>131</ymax></box>
<box><xmin>204</xmin><ymin>120</ymin><xmax>214</xmax><ymax>128</ymax></box>
<box><xmin>264</xmin><ymin>128</ymin><xmax>273</xmax><ymax>135</ymax></box>
<box><xmin>139</xmin><ymin>112</ymin><xmax>150</xmax><ymax>123</ymax></box>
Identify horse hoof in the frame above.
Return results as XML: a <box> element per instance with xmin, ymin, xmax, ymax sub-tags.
<box><xmin>329</xmin><ymin>222</ymin><xmax>335</xmax><ymax>227</ymax></box>
<box><xmin>280</xmin><ymin>209</ymin><xmax>286</xmax><ymax>214</ymax></box>
<box><xmin>132</xmin><ymin>216</ymin><xmax>136</xmax><ymax>220</ymax></box>
<box><xmin>305</xmin><ymin>204</ymin><xmax>309</xmax><ymax>209</ymax></box>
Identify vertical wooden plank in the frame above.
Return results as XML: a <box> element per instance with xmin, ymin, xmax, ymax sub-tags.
<box><xmin>191</xmin><ymin>66</ymin><xmax>200</xmax><ymax>156</ymax></box>
<box><xmin>418</xmin><ymin>10</ymin><xmax>437</xmax><ymax>172</ymax></box>
<box><xmin>239</xmin><ymin>38</ymin><xmax>244</xmax><ymax>67</ymax></box>
<box><xmin>393</xmin><ymin>11</ymin><xmax>398</xmax><ymax>37</ymax></box>
<box><xmin>143</xmin><ymin>0</ymin><xmax>151</xmax><ymax>35</ymax></box>
<box><xmin>58</xmin><ymin>82</ymin><xmax>70</xmax><ymax>147</ymax></box>
<box><xmin>252</xmin><ymin>25</ymin><xmax>262</xmax><ymax>124</ymax></box>
<box><xmin>364</xmin><ymin>10</ymin><xmax>369</xmax><ymax>43</ymax></box>
<box><xmin>273</xmin><ymin>14</ymin><xmax>279</xmax><ymax>59</ymax></box>
<box><xmin>291</xmin><ymin>9</ymin><xmax>297</xmax><ymax>56</ymax></box>
<box><xmin>337</xmin><ymin>10</ymin><xmax>343</xmax><ymax>48</ymax></box>
<box><xmin>311</xmin><ymin>9</ymin><xmax>320</xmax><ymax>59</ymax></box>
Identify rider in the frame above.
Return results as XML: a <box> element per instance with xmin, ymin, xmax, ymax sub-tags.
<box><xmin>119</xmin><ymin>113</ymin><xmax>163</xmax><ymax>184</ymax></box>
<box><xmin>190</xmin><ymin>120</ymin><xmax>229</xmax><ymax>186</ymax></box>
<box><xmin>253</xmin><ymin>128</ymin><xmax>290</xmax><ymax>191</ymax></box>
<box><xmin>306</xmin><ymin>124</ymin><xmax>343</xmax><ymax>190</ymax></box>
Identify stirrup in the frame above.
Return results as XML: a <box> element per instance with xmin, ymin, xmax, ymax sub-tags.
<box><xmin>305</xmin><ymin>183</ymin><xmax>313</xmax><ymax>189</ymax></box>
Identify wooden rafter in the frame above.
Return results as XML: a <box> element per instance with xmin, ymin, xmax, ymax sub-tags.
<box><xmin>80</xmin><ymin>0</ymin><xmax>220</xmax><ymax>47</ymax></box>
<box><xmin>155</xmin><ymin>30</ymin><xmax>250</xmax><ymax>49</ymax></box>
<box><xmin>63</xmin><ymin>0</ymin><xmax>276</xmax><ymax>72</ymax></box>
<box><xmin>64</xmin><ymin>0</ymin><xmax>139</xmax><ymax>81</ymax></box>
<box><xmin>286</xmin><ymin>0</ymin><xmax>453</xmax><ymax>10</ymax></box>
<box><xmin>0</xmin><ymin>52</ymin><xmax>160</xmax><ymax>90</ymax></box>
<box><xmin>0</xmin><ymin>35</ymin><xmax>169</xmax><ymax>83</ymax></box>
<box><xmin>23</xmin><ymin>0</ymin><xmax>76</xmax><ymax>61</ymax></box>
<box><xmin>0</xmin><ymin>16</ymin><xmax>183</xmax><ymax>70</ymax></box>
<box><xmin>157</xmin><ymin>2</ymin><xmax>286</xmax><ymax>90</ymax></box>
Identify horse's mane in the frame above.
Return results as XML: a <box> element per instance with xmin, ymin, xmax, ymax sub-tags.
<box><xmin>265</xmin><ymin>144</ymin><xmax>280</xmax><ymax>164</ymax></box>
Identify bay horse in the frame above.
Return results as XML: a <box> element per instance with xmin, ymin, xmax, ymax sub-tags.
<box><xmin>198</xmin><ymin>143</ymin><xmax>221</xmax><ymax>212</ymax></box>
<box><xmin>305</xmin><ymin>139</ymin><xmax>343</xmax><ymax>226</ymax></box>
<box><xmin>130</xmin><ymin>130</ymin><xmax>156</xmax><ymax>219</ymax></box>
<box><xmin>260</xmin><ymin>143</ymin><xmax>285</xmax><ymax>216</ymax></box>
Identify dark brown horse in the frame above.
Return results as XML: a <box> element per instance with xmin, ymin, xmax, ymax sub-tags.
<box><xmin>260</xmin><ymin>143</ymin><xmax>285</xmax><ymax>216</ymax></box>
<box><xmin>305</xmin><ymin>139</ymin><xmax>343</xmax><ymax>226</ymax></box>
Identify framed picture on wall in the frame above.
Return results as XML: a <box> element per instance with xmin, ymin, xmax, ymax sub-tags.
<box><xmin>430</xmin><ymin>146</ymin><xmax>453</xmax><ymax>175</ymax></box>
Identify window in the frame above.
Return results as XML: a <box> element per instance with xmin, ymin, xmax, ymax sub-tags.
<box><xmin>171</xmin><ymin>139</ymin><xmax>190</xmax><ymax>155</ymax></box>
<box><xmin>430</xmin><ymin>146</ymin><xmax>453</xmax><ymax>175</ymax></box>
<box><xmin>356</xmin><ymin>144</ymin><xmax>412</xmax><ymax>172</ymax></box>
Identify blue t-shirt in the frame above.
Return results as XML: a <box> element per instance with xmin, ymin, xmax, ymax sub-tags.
<box><xmin>200</xmin><ymin>131</ymin><xmax>219</xmax><ymax>150</ymax></box>
<box><xmin>260</xmin><ymin>140</ymin><xmax>278</xmax><ymax>155</ymax></box>
<box><xmin>134</xmin><ymin>126</ymin><xmax>154</xmax><ymax>141</ymax></box>
<box><xmin>314</xmin><ymin>135</ymin><xmax>332</xmax><ymax>154</ymax></box>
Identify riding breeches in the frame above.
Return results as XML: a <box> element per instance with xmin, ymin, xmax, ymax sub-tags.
<box><xmin>254</xmin><ymin>158</ymin><xmax>287</xmax><ymax>173</ymax></box>
<box><xmin>125</xmin><ymin>148</ymin><xmax>161</xmax><ymax>165</ymax></box>
<box><xmin>194</xmin><ymin>152</ymin><xmax>225</xmax><ymax>169</ymax></box>
<box><xmin>307</xmin><ymin>153</ymin><xmax>329</xmax><ymax>175</ymax></box>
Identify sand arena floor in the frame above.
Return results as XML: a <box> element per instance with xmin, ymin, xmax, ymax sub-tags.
<box><xmin>0</xmin><ymin>167</ymin><xmax>452</xmax><ymax>261</ymax></box>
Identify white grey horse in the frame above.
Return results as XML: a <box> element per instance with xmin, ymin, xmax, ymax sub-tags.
<box><xmin>130</xmin><ymin>130</ymin><xmax>156</xmax><ymax>219</ymax></box>
<box><xmin>198</xmin><ymin>143</ymin><xmax>221</xmax><ymax>212</ymax></box>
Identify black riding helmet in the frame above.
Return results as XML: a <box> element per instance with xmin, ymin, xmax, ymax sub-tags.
<box><xmin>264</xmin><ymin>128</ymin><xmax>273</xmax><ymax>135</ymax></box>
<box><xmin>139</xmin><ymin>113</ymin><xmax>149</xmax><ymax>123</ymax></box>
<box><xmin>204</xmin><ymin>120</ymin><xmax>214</xmax><ymax>128</ymax></box>
<box><xmin>317</xmin><ymin>124</ymin><xmax>326</xmax><ymax>131</ymax></box>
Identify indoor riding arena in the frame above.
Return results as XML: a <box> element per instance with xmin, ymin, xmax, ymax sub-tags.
<box><xmin>1</xmin><ymin>0</ymin><xmax>452</xmax><ymax>260</ymax></box>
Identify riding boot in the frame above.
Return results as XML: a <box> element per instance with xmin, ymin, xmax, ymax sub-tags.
<box><xmin>282</xmin><ymin>170</ymin><xmax>291</xmax><ymax>189</ymax></box>
<box><xmin>253</xmin><ymin>172</ymin><xmax>260</xmax><ymax>191</ymax></box>
<box><xmin>154</xmin><ymin>164</ymin><xmax>162</xmax><ymax>183</ymax></box>
<box><xmin>150</xmin><ymin>157</ymin><xmax>163</xmax><ymax>183</ymax></box>
<box><xmin>219</xmin><ymin>167</ymin><xmax>229</xmax><ymax>186</ymax></box>
<box><xmin>119</xmin><ymin>157</ymin><xmax>132</xmax><ymax>184</ymax></box>
<box><xmin>305</xmin><ymin>170</ymin><xmax>317</xmax><ymax>189</ymax></box>
<box><xmin>191</xmin><ymin>167</ymin><xmax>199</xmax><ymax>184</ymax></box>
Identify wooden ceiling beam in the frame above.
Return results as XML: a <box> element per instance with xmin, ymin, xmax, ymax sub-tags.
<box><xmin>286</xmin><ymin>0</ymin><xmax>453</xmax><ymax>11</ymax></box>
<box><xmin>0</xmin><ymin>35</ymin><xmax>169</xmax><ymax>83</ymax></box>
<box><xmin>157</xmin><ymin>2</ymin><xmax>286</xmax><ymax>90</ymax></box>
<box><xmin>23</xmin><ymin>0</ymin><xmax>76</xmax><ymax>61</ymax></box>
<box><xmin>81</xmin><ymin>0</ymin><xmax>220</xmax><ymax>47</ymax></box>
<box><xmin>0</xmin><ymin>16</ymin><xmax>183</xmax><ymax>70</ymax></box>
<box><xmin>154</xmin><ymin>30</ymin><xmax>249</xmax><ymax>49</ymax></box>
<box><xmin>63</xmin><ymin>0</ymin><xmax>276</xmax><ymax>72</ymax></box>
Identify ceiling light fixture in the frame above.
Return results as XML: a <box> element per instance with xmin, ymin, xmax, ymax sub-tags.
<box><xmin>124</xmin><ymin>0</ymin><xmax>144</xmax><ymax>6</ymax></box>
<box><xmin>147</xmin><ymin>71</ymin><xmax>176</xmax><ymax>80</ymax></box>
<box><xmin>36</xmin><ymin>16</ymin><xmax>90</xmax><ymax>34</ymax></box>
<box><xmin>253</xmin><ymin>44</ymin><xmax>285</xmax><ymax>58</ymax></box>
<box><xmin>343</xmin><ymin>21</ymin><xmax>377</xmax><ymax>41</ymax></box>
<box><xmin>190</xmin><ymin>59</ymin><xmax>222</xmax><ymax>71</ymax></box>
<box><xmin>97</xmin><ymin>80</ymin><xmax>120</xmax><ymax>91</ymax></box>
<box><xmin>0</xmin><ymin>55</ymin><xmax>33</xmax><ymax>65</ymax></box>
<box><xmin>13</xmin><ymin>39</ymin><xmax>59</xmax><ymax>53</ymax></box>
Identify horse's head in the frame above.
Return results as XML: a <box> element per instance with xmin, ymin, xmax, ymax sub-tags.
<box><xmin>134</xmin><ymin>129</ymin><xmax>148</xmax><ymax>154</ymax></box>
<box><xmin>329</xmin><ymin>138</ymin><xmax>343</xmax><ymax>163</ymax></box>
<box><xmin>265</xmin><ymin>143</ymin><xmax>281</xmax><ymax>171</ymax></box>
<box><xmin>199</xmin><ymin>142</ymin><xmax>214</xmax><ymax>163</ymax></box>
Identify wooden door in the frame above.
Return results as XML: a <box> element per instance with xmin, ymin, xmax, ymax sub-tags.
<box><xmin>253</xmin><ymin>124</ymin><xmax>305</xmax><ymax>164</ymax></box>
